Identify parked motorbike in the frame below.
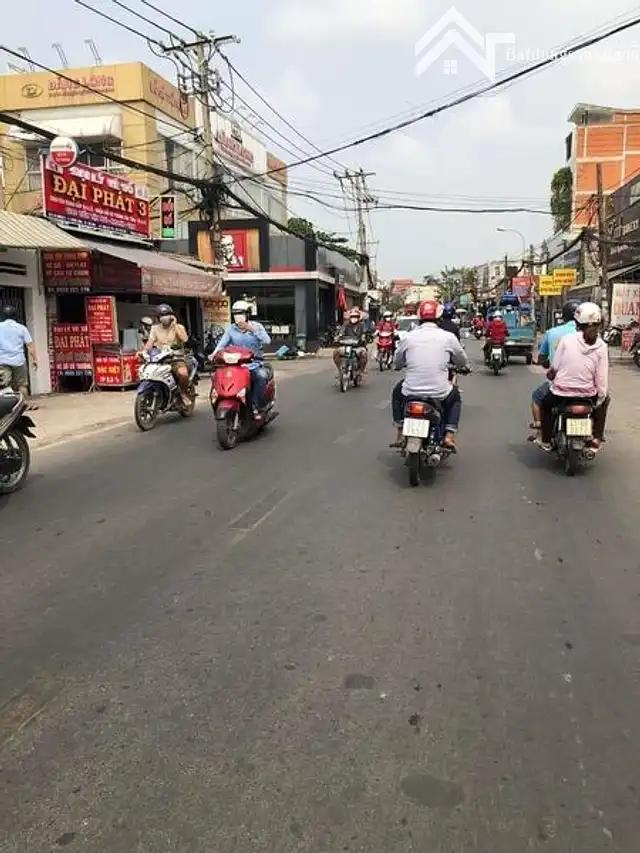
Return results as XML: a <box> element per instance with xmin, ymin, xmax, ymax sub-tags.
<box><xmin>336</xmin><ymin>338</ymin><xmax>364</xmax><ymax>392</ymax></box>
<box><xmin>134</xmin><ymin>348</ymin><xmax>198</xmax><ymax>431</ymax></box>
<box><xmin>398</xmin><ymin>369</ymin><xmax>469</xmax><ymax>487</ymax></box>
<box><xmin>546</xmin><ymin>398</ymin><xmax>597</xmax><ymax>476</ymax></box>
<box><xmin>0</xmin><ymin>390</ymin><xmax>35</xmax><ymax>494</ymax></box>
<box><xmin>487</xmin><ymin>344</ymin><xmax>507</xmax><ymax>375</ymax></box>
<box><xmin>603</xmin><ymin>326</ymin><xmax>622</xmax><ymax>347</ymax></box>
<box><xmin>210</xmin><ymin>346</ymin><xmax>277</xmax><ymax>450</ymax></box>
<box><xmin>376</xmin><ymin>330</ymin><xmax>395</xmax><ymax>371</ymax></box>
<box><xmin>631</xmin><ymin>335</ymin><xmax>640</xmax><ymax>369</ymax></box>
<box><xmin>322</xmin><ymin>325</ymin><xmax>338</xmax><ymax>348</ymax></box>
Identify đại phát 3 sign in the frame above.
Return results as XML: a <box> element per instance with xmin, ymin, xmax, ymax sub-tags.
<box><xmin>43</xmin><ymin>157</ymin><xmax>150</xmax><ymax>240</ymax></box>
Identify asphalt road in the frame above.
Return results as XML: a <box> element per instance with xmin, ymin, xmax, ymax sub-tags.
<box><xmin>2</xmin><ymin>343</ymin><xmax>640</xmax><ymax>853</ymax></box>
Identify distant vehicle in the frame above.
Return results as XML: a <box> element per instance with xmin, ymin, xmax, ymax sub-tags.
<box><xmin>396</xmin><ymin>315</ymin><xmax>418</xmax><ymax>341</ymax></box>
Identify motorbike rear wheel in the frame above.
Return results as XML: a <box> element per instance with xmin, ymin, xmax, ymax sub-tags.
<box><xmin>564</xmin><ymin>446</ymin><xmax>579</xmax><ymax>477</ymax></box>
<box><xmin>216</xmin><ymin>411</ymin><xmax>239</xmax><ymax>450</ymax></box>
<box><xmin>0</xmin><ymin>429</ymin><xmax>30</xmax><ymax>494</ymax></box>
<box><xmin>134</xmin><ymin>391</ymin><xmax>159</xmax><ymax>431</ymax></box>
<box><xmin>408</xmin><ymin>452</ymin><xmax>420</xmax><ymax>487</ymax></box>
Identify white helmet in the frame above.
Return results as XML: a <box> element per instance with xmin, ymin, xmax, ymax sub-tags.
<box><xmin>575</xmin><ymin>302</ymin><xmax>602</xmax><ymax>325</ymax></box>
<box><xmin>231</xmin><ymin>299</ymin><xmax>252</xmax><ymax>317</ymax></box>
<box><xmin>493</xmin><ymin>310</ymin><xmax>503</xmax><ymax>319</ymax></box>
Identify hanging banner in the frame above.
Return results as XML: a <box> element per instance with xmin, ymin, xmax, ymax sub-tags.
<box><xmin>86</xmin><ymin>295</ymin><xmax>118</xmax><ymax>344</ymax></box>
<box><xmin>161</xmin><ymin>195</ymin><xmax>177</xmax><ymax>238</ymax></box>
<box><xmin>43</xmin><ymin>158</ymin><xmax>150</xmax><ymax>239</ymax></box>
<box><xmin>43</xmin><ymin>249</ymin><xmax>92</xmax><ymax>292</ymax></box>
<box><xmin>511</xmin><ymin>276</ymin><xmax>535</xmax><ymax>301</ymax></box>
<box><xmin>553</xmin><ymin>268</ymin><xmax>577</xmax><ymax>287</ymax></box>
<box><xmin>539</xmin><ymin>275</ymin><xmax>563</xmax><ymax>297</ymax></box>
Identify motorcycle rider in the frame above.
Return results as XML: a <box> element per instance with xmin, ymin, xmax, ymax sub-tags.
<box><xmin>528</xmin><ymin>299</ymin><xmax>580</xmax><ymax>438</ymax></box>
<box><xmin>375</xmin><ymin>310</ymin><xmax>398</xmax><ymax>352</ymax></box>
<box><xmin>212</xmin><ymin>300</ymin><xmax>272</xmax><ymax>410</ymax></box>
<box><xmin>333</xmin><ymin>307</ymin><xmax>369</xmax><ymax>374</ymax></box>
<box><xmin>538</xmin><ymin>302</ymin><xmax>610</xmax><ymax>452</ymax></box>
<box><xmin>391</xmin><ymin>298</ymin><xmax>470</xmax><ymax>450</ymax></box>
<box><xmin>472</xmin><ymin>313</ymin><xmax>484</xmax><ymax>336</ymax></box>
<box><xmin>438</xmin><ymin>302</ymin><xmax>461</xmax><ymax>340</ymax></box>
<box><xmin>145</xmin><ymin>304</ymin><xmax>191</xmax><ymax>406</ymax></box>
<box><xmin>483</xmin><ymin>310</ymin><xmax>509</xmax><ymax>362</ymax></box>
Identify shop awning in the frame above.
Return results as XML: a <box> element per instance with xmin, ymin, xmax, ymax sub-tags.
<box><xmin>609</xmin><ymin>262</ymin><xmax>640</xmax><ymax>280</ymax></box>
<box><xmin>0</xmin><ymin>211</ymin><xmax>86</xmax><ymax>250</ymax></box>
<box><xmin>83</xmin><ymin>239</ymin><xmax>223</xmax><ymax>297</ymax></box>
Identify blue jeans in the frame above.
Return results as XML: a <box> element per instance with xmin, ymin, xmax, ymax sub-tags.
<box><xmin>250</xmin><ymin>363</ymin><xmax>272</xmax><ymax>409</ymax></box>
<box><xmin>392</xmin><ymin>381</ymin><xmax>462</xmax><ymax>433</ymax></box>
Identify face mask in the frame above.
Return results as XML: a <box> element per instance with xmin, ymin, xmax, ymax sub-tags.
<box><xmin>234</xmin><ymin>314</ymin><xmax>248</xmax><ymax>324</ymax></box>
<box><xmin>160</xmin><ymin>316</ymin><xmax>173</xmax><ymax>327</ymax></box>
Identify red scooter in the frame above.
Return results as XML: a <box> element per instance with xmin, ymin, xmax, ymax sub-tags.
<box><xmin>376</xmin><ymin>330</ymin><xmax>396</xmax><ymax>371</ymax></box>
<box><xmin>210</xmin><ymin>346</ymin><xmax>277</xmax><ymax>450</ymax></box>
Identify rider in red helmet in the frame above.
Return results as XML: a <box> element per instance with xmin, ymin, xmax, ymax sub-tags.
<box><xmin>391</xmin><ymin>299</ymin><xmax>469</xmax><ymax>449</ymax></box>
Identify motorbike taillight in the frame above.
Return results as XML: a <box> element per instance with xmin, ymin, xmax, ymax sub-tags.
<box><xmin>406</xmin><ymin>401</ymin><xmax>427</xmax><ymax>416</ymax></box>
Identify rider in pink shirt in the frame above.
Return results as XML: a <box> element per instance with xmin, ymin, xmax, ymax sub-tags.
<box><xmin>540</xmin><ymin>302</ymin><xmax>610</xmax><ymax>450</ymax></box>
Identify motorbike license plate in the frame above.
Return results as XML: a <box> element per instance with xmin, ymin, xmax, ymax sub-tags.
<box><xmin>566</xmin><ymin>417</ymin><xmax>592</xmax><ymax>437</ymax></box>
<box><xmin>492</xmin><ymin>348</ymin><xmax>503</xmax><ymax>357</ymax></box>
<box><xmin>403</xmin><ymin>418</ymin><xmax>430</xmax><ymax>438</ymax></box>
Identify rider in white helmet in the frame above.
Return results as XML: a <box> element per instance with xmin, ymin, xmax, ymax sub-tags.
<box><xmin>212</xmin><ymin>300</ymin><xmax>272</xmax><ymax>409</ymax></box>
<box><xmin>539</xmin><ymin>301</ymin><xmax>609</xmax><ymax>450</ymax></box>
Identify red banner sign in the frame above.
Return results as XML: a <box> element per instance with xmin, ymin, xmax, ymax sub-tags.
<box><xmin>51</xmin><ymin>323</ymin><xmax>92</xmax><ymax>377</ymax></box>
<box><xmin>86</xmin><ymin>296</ymin><xmax>118</xmax><ymax>344</ymax></box>
<box><xmin>93</xmin><ymin>346</ymin><xmax>139</xmax><ymax>386</ymax></box>
<box><xmin>512</xmin><ymin>276</ymin><xmax>535</xmax><ymax>301</ymax></box>
<box><xmin>43</xmin><ymin>250</ymin><xmax>91</xmax><ymax>291</ymax></box>
<box><xmin>43</xmin><ymin>159</ymin><xmax>150</xmax><ymax>239</ymax></box>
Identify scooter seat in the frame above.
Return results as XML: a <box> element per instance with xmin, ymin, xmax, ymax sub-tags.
<box><xmin>554</xmin><ymin>399</ymin><xmax>593</xmax><ymax>416</ymax></box>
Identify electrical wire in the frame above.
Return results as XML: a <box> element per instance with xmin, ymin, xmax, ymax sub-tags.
<box><xmin>106</xmin><ymin>0</ymin><xmax>181</xmax><ymax>41</ymax></box>
<box><xmin>73</xmin><ymin>0</ymin><xmax>163</xmax><ymax>47</ymax></box>
<box><xmin>242</xmin><ymin>12</ymin><xmax>640</xmax><ymax>179</ymax></box>
<box><xmin>139</xmin><ymin>0</ymin><xmax>202</xmax><ymax>37</ymax></box>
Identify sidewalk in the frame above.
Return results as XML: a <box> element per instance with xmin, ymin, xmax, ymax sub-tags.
<box><xmin>29</xmin><ymin>355</ymin><xmax>330</xmax><ymax>449</ymax></box>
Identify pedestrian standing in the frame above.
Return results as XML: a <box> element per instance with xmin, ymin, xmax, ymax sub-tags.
<box><xmin>0</xmin><ymin>305</ymin><xmax>38</xmax><ymax>397</ymax></box>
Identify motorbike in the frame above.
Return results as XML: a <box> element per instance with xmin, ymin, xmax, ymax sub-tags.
<box><xmin>376</xmin><ymin>330</ymin><xmax>395</xmax><ymax>371</ymax></box>
<box><xmin>0</xmin><ymin>390</ymin><xmax>36</xmax><ymax>494</ymax></box>
<box><xmin>336</xmin><ymin>338</ymin><xmax>364</xmax><ymax>392</ymax></box>
<box><xmin>134</xmin><ymin>348</ymin><xmax>198</xmax><ymax>431</ymax></box>
<box><xmin>487</xmin><ymin>344</ymin><xmax>507</xmax><ymax>375</ymax></box>
<box><xmin>398</xmin><ymin>369</ymin><xmax>469</xmax><ymax>487</ymax></box>
<box><xmin>546</xmin><ymin>398</ymin><xmax>597</xmax><ymax>476</ymax></box>
<box><xmin>210</xmin><ymin>346</ymin><xmax>277</xmax><ymax>450</ymax></box>
<box><xmin>473</xmin><ymin>327</ymin><xmax>483</xmax><ymax>340</ymax></box>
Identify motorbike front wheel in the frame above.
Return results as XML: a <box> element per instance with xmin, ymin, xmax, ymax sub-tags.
<box><xmin>0</xmin><ymin>429</ymin><xmax>30</xmax><ymax>494</ymax></box>
<box><xmin>340</xmin><ymin>370</ymin><xmax>349</xmax><ymax>393</ymax></box>
<box><xmin>216</xmin><ymin>411</ymin><xmax>239</xmax><ymax>450</ymax></box>
<box><xmin>180</xmin><ymin>385</ymin><xmax>197</xmax><ymax>418</ymax></box>
<box><xmin>134</xmin><ymin>391</ymin><xmax>159</xmax><ymax>431</ymax></box>
<box><xmin>492</xmin><ymin>362</ymin><xmax>500</xmax><ymax>376</ymax></box>
<box><xmin>408</xmin><ymin>452</ymin><xmax>420</xmax><ymax>487</ymax></box>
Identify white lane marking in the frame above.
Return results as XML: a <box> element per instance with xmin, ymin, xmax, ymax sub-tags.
<box><xmin>228</xmin><ymin>489</ymin><xmax>293</xmax><ymax>546</ymax></box>
<box><xmin>333</xmin><ymin>427</ymin><xmax>365</xmax><ymax>446</ymax></box>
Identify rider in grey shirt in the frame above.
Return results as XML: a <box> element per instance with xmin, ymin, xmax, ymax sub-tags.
<box><xmin>392</xmin><ymin>303</ymin><xmax>469</xmax><ymax>449</ymax></box>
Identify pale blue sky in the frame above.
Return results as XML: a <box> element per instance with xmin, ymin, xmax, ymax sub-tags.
<box><xmin>4</xmin><ymin>0</ymin><xmax>640</xmax><ymax>278</ymax></box>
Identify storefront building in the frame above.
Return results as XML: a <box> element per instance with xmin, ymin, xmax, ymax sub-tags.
<box><xmin>0</xmin><ymin>61</ymin><xmax>199</xmax><ymax>240</ymax></box>
<box><xmin>0</xmin><ymin>210</ymin><xmax>89</xmax><ymax>395</ymax></box>
<box><xmin>190</xmin><ymin>217</ymin><xmax>361</xmax><ymax>350</ymax></box>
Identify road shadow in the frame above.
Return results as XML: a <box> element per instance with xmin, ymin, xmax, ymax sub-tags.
<box><xmin>507</xmin><ymin>440</ymin><xmax>588</xmax><ymax>478</ymax></box>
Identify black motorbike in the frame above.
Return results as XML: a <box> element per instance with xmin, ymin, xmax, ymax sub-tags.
<box><xmin>0</xmin><ymin>391</ymin><xmax>36</xmax><ymax>494</ymax></box>
<box><xmin>548</xmin><ymin>398</ymin><xmax>597</xmax><ymax>476</ymax></box>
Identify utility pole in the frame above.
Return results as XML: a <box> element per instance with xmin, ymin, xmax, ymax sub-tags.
<box><xmin>164</xmin><ymin>34</ymin><xmax>239</xmax><ymax>269</ymax></box>
<box><xmin>334</xmin><ymin>168</ymin><xmax>376</xmax><ymax>295</ymax></box>
<box><xmin>596</xmin><ymin>163</ymin><xmax>610</xmax><ymax>321</ymax></box>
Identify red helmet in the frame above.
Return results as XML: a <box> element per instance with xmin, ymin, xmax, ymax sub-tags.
<box><xmin>418</xmin><ymin>299</ymin><xmax>443</xmax><ymax>322</ymax></box>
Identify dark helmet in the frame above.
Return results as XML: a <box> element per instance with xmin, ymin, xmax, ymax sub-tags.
<box><xmin>0</xmin><ymin>304</ymin><xmax>17</xmax><ymax>320</ymax></box>
<box><xmin>157</xmin><ymin>303</ymin><xmax>174</xmax><ymax>317</ymax></box>
<box><xmin>442</xmin><ymin>302</ymin><xmax>456</xmax><ymax>319</ymax></box>
<box><xmin>562</xmin><ymin>300</ymin><xmax>581</xmax><ymax>323</ymax></box>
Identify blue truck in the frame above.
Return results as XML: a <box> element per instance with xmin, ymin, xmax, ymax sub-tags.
<box><xmin>498</xmin><ymin>294</ymin><xmax>536</xmax><ymax>364</ymax></box>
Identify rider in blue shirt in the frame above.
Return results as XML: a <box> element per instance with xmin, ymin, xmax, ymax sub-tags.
<box><xmin>212</xmin><ymin>300</ymin><xmax>272</xmax><ymax>408</ymax></box>
<box><xmin>529</xmin><ymin>300</ymin><xmax>579</xmax><ymax>437</ymax></box>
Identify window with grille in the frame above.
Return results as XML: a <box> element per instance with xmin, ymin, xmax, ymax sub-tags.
<box><xmin>24</xmin><ymin>145</ymin><xmax>44</xmax><ymax>192</ymax></box>
<box><xmin>76</xmin><ymin>139</ymin><xmax>125</xmax><ymax>174</ymax></box>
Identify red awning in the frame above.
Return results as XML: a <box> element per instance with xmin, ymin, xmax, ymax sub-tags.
<box><xmin>83</xmin><ymin>239</ymin><xmax>223</xmax><ymax>297</ymax></box>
